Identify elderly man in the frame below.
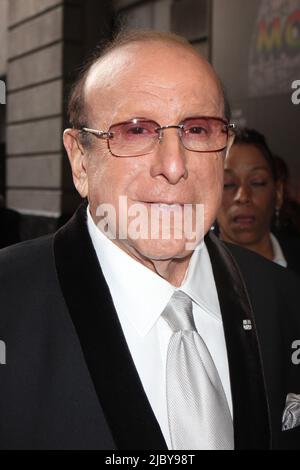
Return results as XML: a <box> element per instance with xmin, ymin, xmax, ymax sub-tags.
<box><xmin>0</xmin><ymin>31</ymin><xmax>299</xmax><ymax>450</ymax></box>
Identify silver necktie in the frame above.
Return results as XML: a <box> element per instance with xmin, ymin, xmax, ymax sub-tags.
<box><xmin>162</xmin><ymin>290</ymin><xmax>234</xmax><ymax>450</ymax></box>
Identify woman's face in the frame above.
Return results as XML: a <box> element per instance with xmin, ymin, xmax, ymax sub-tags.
<box><xmin>217</xmin><ymin>143</ymin><xmax>282</xmax><ymax>247</ymax></box>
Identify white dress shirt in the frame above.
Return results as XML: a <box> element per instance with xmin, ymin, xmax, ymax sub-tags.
<box><xmin>87</xmin><ymin>207</ymin><xmax>233</xmax><ymax>449</ymax></box>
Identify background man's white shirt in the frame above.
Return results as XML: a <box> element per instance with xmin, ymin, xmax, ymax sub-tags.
<box><xmin>87</xmin><ymin>207</ymin><xmax>232</xmax><ymax>449</ymax></box>
<box><xmin>270</xmin><ymin>233</ymin><xmax>287</xmax><ymax>267</ymax></box>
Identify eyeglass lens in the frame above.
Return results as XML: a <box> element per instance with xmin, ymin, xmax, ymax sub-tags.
<box><xmin>108</xmin><ymin>117</ymin><xmax>229</xmax><ymax>157</ymax></box>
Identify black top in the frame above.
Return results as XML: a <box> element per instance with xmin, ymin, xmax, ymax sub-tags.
<box><xmin>275</xmin><ymin>231</ymin><xmax>300</xmax><ymax>277</ymax></box>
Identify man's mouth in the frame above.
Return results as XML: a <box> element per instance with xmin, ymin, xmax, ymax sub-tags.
<box><xmin>151</xmin><ymin>202</ymin><xmax>183</xmax><ymax>209</ymax></box>
<box><xmin>146</xmin><ymin>203</ymin><xmax>186</xmax><ymax>215</ymax></box>
<box><xmin>139</xmin><ymin>200</ymin><xmax>185</xmax><ymax>209</ymax></box>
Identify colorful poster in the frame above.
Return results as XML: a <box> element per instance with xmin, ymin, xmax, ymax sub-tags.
<box><xmin>248</xmin><ymin>0</ymin><xmax>300</xmax><ymax>97</ymax></box>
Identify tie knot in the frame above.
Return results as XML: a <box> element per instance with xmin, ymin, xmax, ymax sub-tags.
<box><xmin>162</xmin><ymin>290</ymin><xmax>195</xmax><ymax>332</ymax></box>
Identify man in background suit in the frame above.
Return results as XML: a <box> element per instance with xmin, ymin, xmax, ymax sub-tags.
<box><xmin>0</xmin><ymin>31</ymin><xmax>300</xmax><ymax>450</ymax></box>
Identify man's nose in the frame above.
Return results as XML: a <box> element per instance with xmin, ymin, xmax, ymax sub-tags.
<box><xmin>150</xmin><ymin>128</ymin><xmax>188</xmax><ymax>184</ymax></box>
<box><xmin>234</xmin><ymin>184</ymin><xmax>251</xmax><ymax>204</ymax></box>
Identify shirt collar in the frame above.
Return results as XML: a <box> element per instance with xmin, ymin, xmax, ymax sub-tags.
<box><xmin>87</xmin><ymin>206</ymin><xmax>221</xmax><ymax>337</ymax></box>
<box><xmin>180</xmin><ymin>241</ymin><xmax>221</xmax><ymax>320</ymax></box>
<box><xmin>270</xmin><ymin>232</ymin><xmax>287</xmax><ymax>268</ymax></box>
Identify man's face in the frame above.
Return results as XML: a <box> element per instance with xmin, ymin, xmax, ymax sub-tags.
<box><xmin>65</xmin><ymin>42</ymin><xmax>228</xmax><ymax>265</ymax></box>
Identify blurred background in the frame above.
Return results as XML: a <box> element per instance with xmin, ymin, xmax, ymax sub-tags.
<box><xmin>0</xmin><ymin>0</ymin><xmax>299</xmax><ymax>243</ymax></box>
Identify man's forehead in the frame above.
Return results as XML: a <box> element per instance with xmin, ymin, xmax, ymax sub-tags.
<box><xmin>83</xmin><ymin>41</ymin><xmax>223</xmax><ymax>123</ymax></box>
<box><xmin>84</xmin><ymin>47</ymin><xmax>133</xmax><ymax>93</ymax></box>
<box><xmin>85</xmin><ymin>41</ymin><xmax>220</xmax><ymax>95</ymax></box>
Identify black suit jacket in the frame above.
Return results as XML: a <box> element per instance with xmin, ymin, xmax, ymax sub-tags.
<box><xmin>0</xmin><ymin>203</ymin><xmax>300</xmax><ymax>450</ymax></box>
<box><xmin>0</xmin><ymin>207</ymin><xmax>21</xmax><ymax>249</ymax></box>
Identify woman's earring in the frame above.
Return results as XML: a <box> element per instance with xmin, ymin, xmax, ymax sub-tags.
<box><xmin>275</xmin><ymin>207</ymin><xmax>281</xmax><ymax>230</ymax></box>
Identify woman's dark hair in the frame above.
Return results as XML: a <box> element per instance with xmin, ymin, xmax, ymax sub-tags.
<box><xmin>233</xmin><ymin>128</ymin><xmax>277</xmax><ymax>180</ymax></box>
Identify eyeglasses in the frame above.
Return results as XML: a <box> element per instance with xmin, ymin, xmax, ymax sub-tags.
<box><xmin>81</xmin><ymin>116</ymin><xmax>235</xmax><ymax>157</ymax></box>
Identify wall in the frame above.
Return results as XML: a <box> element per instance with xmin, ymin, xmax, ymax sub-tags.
<box><xmin>212</xmin><ymin>0</ymin><xmax>300</xmax><ymax>198</ymax></box>
<box><xmin>0</xmin><ymin>0</ymin><xmax>8</xmax><ymax>77</ymax></box>
<box><xmin>115</xmin><ymin>0</ymin><xmax>211</xmax><ymax>58</ymax></box>
<box><xmin>4</xmin><ymin>0</ymin><xmax>113</xmax><ymax>235</ymax></box>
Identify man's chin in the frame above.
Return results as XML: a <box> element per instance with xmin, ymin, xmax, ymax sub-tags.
<box><xmin>125</xmin><ymin>238</ymin><xmax>196</xmax><ymax>262</ymax></box>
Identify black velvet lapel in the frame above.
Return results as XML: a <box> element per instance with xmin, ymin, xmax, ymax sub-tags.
<box><xmin>206</xmin><ymin>233</ymin><xmax>271</xmax><ymax>449</ymax></box>
<box><xmin>53</xmin><ymin>202</ymin><xmax>167</xmax><ymax>450</ymax></box>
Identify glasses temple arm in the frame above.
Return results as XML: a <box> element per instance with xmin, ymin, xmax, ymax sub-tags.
<box><xmin>81</xmin><ymin>127</ymin><xmax>112</xmax><ymax>139</ymax></box>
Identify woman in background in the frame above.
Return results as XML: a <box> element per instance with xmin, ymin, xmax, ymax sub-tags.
<box><xmin>217</xmin><ymin>128</ymin><xmax>300</xmax><ymax>276</ymax></box>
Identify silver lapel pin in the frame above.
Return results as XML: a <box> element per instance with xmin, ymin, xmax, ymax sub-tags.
<box><xmin>243</xmin><ymin>319</ymin><xmax>252</xmax><ymax>330</ymax></box>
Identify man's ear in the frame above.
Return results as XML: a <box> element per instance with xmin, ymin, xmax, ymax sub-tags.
<box><xmin>63</xmin><ymin>129</ymin><xmax>88</xmax><ymax>198</ymax></box>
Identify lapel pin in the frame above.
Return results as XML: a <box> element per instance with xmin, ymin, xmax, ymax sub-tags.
<box><xmin>243</xmin><ymin>319</ymin><xmax>252</xmax><ymax>330</ymax></box>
